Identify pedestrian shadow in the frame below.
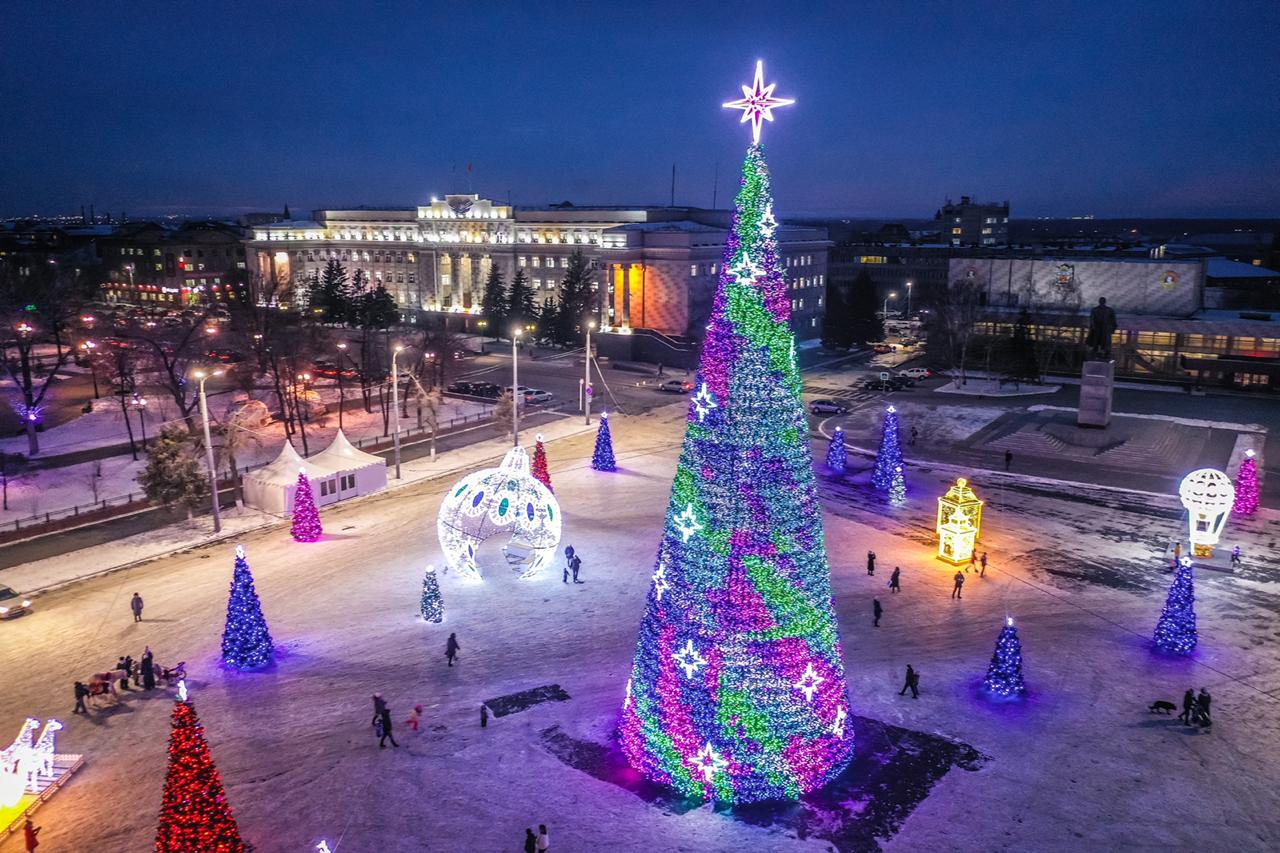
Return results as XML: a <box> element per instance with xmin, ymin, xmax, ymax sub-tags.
<box><xmin>1126</xmin><ymin>718</ymin><xmax>1206</xmax><ymax>734</ymax></box>
<box><xmin>136</xmin><ymin>618</ymin><xmax>178</xmax><ymax>623</ymax></box>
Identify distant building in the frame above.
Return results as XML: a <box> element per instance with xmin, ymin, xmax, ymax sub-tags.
<box><xmin>937</xmin><ymin>196</ymin><xmax>1009</xmax><ymax>247</ymax></box>
<box><xmin>98</xmin><ymin>222</ymin><xmax>249</xmax><ymax>307</ymax></box>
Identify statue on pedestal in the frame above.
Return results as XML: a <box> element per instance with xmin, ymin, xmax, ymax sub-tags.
<box><xmin>1086</xmin><ymin>297</ymin><xmax>1117</xmax><ymax>361</ymax></box>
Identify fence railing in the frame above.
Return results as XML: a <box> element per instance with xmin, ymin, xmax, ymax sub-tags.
<box><xmin>4</xmin><ymin>491</ymin><xmax>147</xmax><ymax>534</ymax></box>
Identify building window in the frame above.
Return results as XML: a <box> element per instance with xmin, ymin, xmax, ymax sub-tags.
<box><xmin>532</xmin><ymin>257</ymin><xmax>540</xmax><ymax>268</ymax></box>
<box><xmin>518</xmin><ymin>256</ymin><xmax>527</xmax><ymax>267</ymax></box>
<box><xmin>690</xmin><ymin>264</ymin><xmax>698</xmax><ymax>276</ymax></box>
<box><xmin>859</xmin><ymin>256</ymin><xmax>887</xmax><ymax>264</ymax></box>
<box><xmin>533</xmin><ymin>278</ymin><xmax>542</xmax><ymax>289</ymax></box>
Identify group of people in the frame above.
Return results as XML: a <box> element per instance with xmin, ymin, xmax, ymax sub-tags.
<box><xmin>563</xmin><ymin>545</ymin><xmax>584</xmax><ymax>584</ymax></box>
<box><xmin>523</xmin><ymin>824</ymin><xmax>551</xmax><ymax>852</ymax></box>
<box><xmin>73</xmin><ymin>640</ymin><xmax>158</xmax><ymax>714</ymax></box>
<box><xmin>867</xmin><ymin>552</ymin><xmax>902</xmax><ymax>594</ymax></box>
<box><xmin>1178</xmin><ymin>687</ymin><xmax>1213</xmax><ymax>728</ymax></box>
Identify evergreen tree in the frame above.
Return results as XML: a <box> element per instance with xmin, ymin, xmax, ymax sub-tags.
<box><xmin>847</xmin><ymin>268</ymin><xmax>884</xmax><ymax>346</ymax></box>
<box><xmin>1153</xmin><ymin>557</ymin><xmax>1197</xmax><ymax>654</ymax></box>
<box><xmin>1001</xmin><ymin>308</ymin><xmax>1040</xmax><ymax>385</ymax></box>
<box><xmin>820</xmin><ymin>279</ymin><xmax>854</xmax><ymax>350</ymax></box>
<box><xmin>621</xmin><ymin>137</ymin><xmax>853</xmax><ymax>804</ymax></box>
<box><xmin>507</xmin><ymin>269</ymin><xmax>536</xmax><ymax>331</ymax></box>
<box><xmin>872</xmin><ymin>405</ymin><xmax>903</xmax><ymax>492</ymax></box>
<box><xmin>343</xmin><ymin>269</ymin><xmax>369</xmax><ymax>326</ymax></box>
<box><xmin>825</xmin><ymin>426</ymin><xmax>846</xmax><ymax>472</ymax></box>
<box><xmin>358</xmin><ymin>282</ymin><xmax>399</xmax><ymax>330</ymax></box>
<box><xmin>221</xmin><ymin>545</ymin><xmax>274</xmax><ymax>670</ymax></box>
<box><xmin>420</xmin><ymin>565</ymin><xmax>444</xmax><ymax>623</ymax></box>
<box><xmin>552</xmin><ymin>250</ymin><xmax>596</xmax><ymax>346</ymax></box>
<box><xmin>591</xmin><ymin>411</ymin><xmax>616</xmax><ymax>471</ymax></box>
<box><xmin>139</xmin><ymin>425</ymin><xmax>208</xmax><ymax>518</ymax></box>
<box><xmin>312</xmin><ymin>259</ymin><xmax>349</xmax><ymax>324</ymax></box>
<box><xmin>155</xmin><ymin>690</ymin><xmax>246</xmax><ymax>852</ymax></box>
<box><xmin>291</xmin><ymin>471</ymin><xmax>323</xmax><ymax>542</ymax></box>
<box><xmin>531</xmin><ymin>433</ymin><xmax>554</xmax><ymax>492</ymax></box>
<box><xmin>537</xmin><ymin>295</ymin><xmax>557</xmax><ymax>343</ymax></box>
<box><xmin>479</xmin><ymin>264</ymin><xmax>508</xmax><ymax>333</ymax></box>
<box><xmin>1233</xmin><ymin>450</ymin><xmax>1259</xmax><ymax>515</ymax></box>
<box><xmin>982</xmin><ymin>618</ymin><xmax>1026</xmax><ymax>697</ymax></box>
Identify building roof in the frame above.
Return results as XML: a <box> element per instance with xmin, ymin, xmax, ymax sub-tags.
<box><xmin>244</xmin><ymin>441</ymin><xmax>328</xmax><ymax>487</ymax></box>
<box><xmin>308</xmin><ymin>429</ymin><xmax>384</xmax><ymax>474</ymax></box>
<box><xmin>1206</xmin><ymin>258</ymin><xmax>1280</xmax><ymax>279</ymax></box>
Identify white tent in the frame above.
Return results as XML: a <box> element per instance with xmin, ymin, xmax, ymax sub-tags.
<box><xmin>307</xmin><ymin>429</ymin><xmax>388</xmax><ymax>505</ymax></box>
<box><xmin>241</xmin><ymin>441</ymin><xmax>330</xmax><ymax>515</ymax></box>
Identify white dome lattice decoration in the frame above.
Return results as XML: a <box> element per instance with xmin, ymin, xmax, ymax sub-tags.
<box><xmin>437</xmin><ymin>445</ymin><xmax>562</xmax><ymax>581</ymax></box>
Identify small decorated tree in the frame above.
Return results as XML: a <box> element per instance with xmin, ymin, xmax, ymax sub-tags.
<box><xmin>420</xmin><ymin>565</ymin><xmax>444</xmax><ymax>623</ymax></box>
<box><xmin>872</xmin><ymin>405</ymin><xmax>903</xmax><ymax>493</ymax></box>
<box><xmin>1153</xmin><ymin>557</ymin><xmax>1197</xmax><ymax>654</ymax></box>
<box><xmin>826</xmin><ymin>426</ymin><xmax>846</xmax><ymax>472</ymax></box>
<box><xmin>531</xmin><ymin>433</ymin><xmax>554</xmax><ymax>492</ymax></box>
<box><xmin>1233</xmin><ymin>450</ymin><xmax>1258</xmax><ymax>515</ymax></box>
<box><xmin>155</xmin><ymin>688</ymin><xmax>246</xmax><ymax>852</ymax></box>
<box><xmin>890</xmin><ymin>464</ymin><xmax>906</xmax><ymax>506</ymax></box>
<box><xmin>221</xmin><ymin>546</ymin><xmax>274</xmax><ymax>670</ymax></box>
<box><xmin>592</xmin><ymin>411</ymin><xmax>616</xmax><ymax>472</ymax></box>
<box><xmin>291</xmin><ymin>470</ymin><xmax>323</xmax><ymax>542</ymax></box>
<box><xmin>982</xmin><ymin>617</ymin><xmax>1026</xmax><ymax>697</ymax></box>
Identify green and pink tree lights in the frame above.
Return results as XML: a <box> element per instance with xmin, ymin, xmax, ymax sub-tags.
<box><xmin>621</xmin><ymin>63</ymin><xmax>853</xmax><ymax>804</ymax></box>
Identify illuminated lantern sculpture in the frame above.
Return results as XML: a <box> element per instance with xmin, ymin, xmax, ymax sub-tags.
<box><xmin>436</xmin><ymin>445</ymin><xmax>561</xmax><ymax>582</ymax></box>
<box><xmin>1178</xmin><ymin>469</ymin><xmax>1234</xmax><ymax>558</ymax></box>
<box><xmin>936</xmin><ymin>477</ymin><xmax>983</xmax><ymax>564</ymax></box>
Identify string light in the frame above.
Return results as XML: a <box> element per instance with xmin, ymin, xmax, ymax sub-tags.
<box><xmin>981</xmin><ymin>617</ymin><xmax>1026</xmax><ymax>698</ymax></box>
<box><xmin>826</xmin><ymin>426</ymin><xmax>846</xmax><ymax>472</ymax></box>
<box><xmin>591</xmin><ymin>412</ymin><xmax>617</xmax><ymax>471</ymax></box>
<box><xmin>872</xmin><ymin>406</ymin><xmax>903</xmax><ymax>494</ymax></box>
<box><xmin>1233</xmin><ymin>449</ymin><xmax>1258</xmax><ymax>515</ymax></box>
<box><xmin>221</xmin><ymin>546</ymin><xmax>274</xmax><ymax>671</ymax></box>
<box><xmin>1153</xmin><ymin>556</ymin><xmax>1197</xmax><ymax>654</ymax></box>
<box><xmin>291</xmin><ymin>470</ymin><xmax>323</xmax><ymax>542</ymax></box>
<box><xmin>420</xmin><ymin>565</ymin><xmax>444</xmax><ymax>623</ymax></box>
<box><xmin>531</xmin><ymin>434</ymin><xmax>554</xmax><ymax>492</ymax></box>
<box><xmin>154</xmin><ymin>693</ymin><xmax>245</xmax><ymax>851</ymax></box>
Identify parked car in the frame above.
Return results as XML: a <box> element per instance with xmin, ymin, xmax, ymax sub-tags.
<box><xmin>446</xmin><ymin>381</ymin><xmax>475</xmax><ymax>395</ymax></box>
<box><xmin>0</xmin><ymin>585</ymin><xmax>32</xmax><ymax>620</ymax></box>
<box><xmin>898</xmin><ymin>367</ymin><xmax>932</xmax><ymax>380</ymax></box>
<box><xmin>872</xmin><ymin>343</ymin><xmax>896</xmax><ymax>354</ymax></box>
<box><xmin>658</xmin><ymin>379</ymin><xmax>693</xmax><ymax>393</ymax></box>
<box><xmin>524</xmin><ymin>389</ymin><xmax>554</xmax><ymax>404</ymax></box>
<box><xmin>809</xmin><ymin>399</ymin><xmax>849</xmax><ymax>415</ymax></box>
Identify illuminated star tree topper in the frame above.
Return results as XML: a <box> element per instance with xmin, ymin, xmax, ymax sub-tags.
<box><xmin>723</xmin><ymin>60</ymin><xmax>794</xmax><ymax>144</ymax></box>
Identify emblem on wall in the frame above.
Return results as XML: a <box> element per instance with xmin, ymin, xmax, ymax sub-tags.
<box><xmin>1160</xmin><ymin>270</ymin><xmax>1179</xmax><ymax>291</ymax></box>
<box><xmin>1053</xmin><ymin>262</ymin><xmax>1078</xmax><ymax>299</ymax></box>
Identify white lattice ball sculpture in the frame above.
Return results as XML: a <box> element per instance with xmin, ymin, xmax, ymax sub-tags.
<box><xmin>437</xmin><ymin>446</ymin><xmax>561</xmax><ymax>581</ymax></box>
<box><xmin>1178</xmin><ymin>468</ymin><xmax>1235</xmax><ymax>557</ymax></box>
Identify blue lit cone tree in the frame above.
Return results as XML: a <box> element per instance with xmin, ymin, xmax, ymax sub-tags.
<box><xmin>420</xmin><ymin>565</ymin><xmax>444</xmax><ymax>623</ymax></box>
<box><xmin>621</xmin><ymin>75</ymin><xmax>854</xmax><ymax>803</ymax></box>
<box><xmin>871</xmin><ymin>405</ymin><xmax>903</xmax><ymax>493</ymax></box>
<box><xmin>889</xmin><ymin>464</ymin><xmax>906</xmax><ymax>507</ymax></box>
<box><xmin>982</xmin><ymin>618</ymin><xmax>1026</xmax><ymax>697</ymax></box>
<box><xmin>221</xmin><ymin>546</ymin><xmax>275</xmax><ymax>670</ymax></box>
<box><xmin>1153</xmin><ymin>557</ymin><xmax>1196</xmax><ymax>654</ymax></box>
<box><xmin>591</xmin><ymin>412</ymin><xmax>617</xmax><ymax>471</ymax></box>
<box><xmin>826</xmin><ymin>426</ymin><xmax>847</xmax><ymax>473</ymax></box>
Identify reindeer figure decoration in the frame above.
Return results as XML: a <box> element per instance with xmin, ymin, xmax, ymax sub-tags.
<box><xmin>0</xmin><ymin>718</ymin><xmax>41</xmax><ymax>807</ymax></box>
<box><xmin>23</xmin><ymin>719</ymin><xmax>63</xmax><ymax>790</ymax></box>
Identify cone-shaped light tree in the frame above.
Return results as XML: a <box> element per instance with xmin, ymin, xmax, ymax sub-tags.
<box><xmin>221</xmin><ymin>546</ymin><xmax>274</xmax><ymax>670</ymax></box>
<box><xmin>291</xmin><ymin>470</ymin><xmax>323</xmax><ymax>542</ymax></box>
<box><xmin>1233</xmin><ymin>450</ymin><xmax>1258</xmax><ymax>515</ymax></box>
<box><xmin>155</xmin><ymin>687</ymin><xmax>246</xmax><ymax>852</ymax></box>
<box><xmin>890</xmin><ymin>465</ymin><xmax>906</xmax><ymax>507</ymax></box>
<box><xmin>420</xmin><ymin>565</ymin><xmax>444</xmax><ymax>623</ymax></box>
<box><xmin>826</xmin><ymin>426</ymin><xmax>846</xmax><ymax>472</ymax></box>
<box><xmin>591</xmin><ymin>412</ymin><xmax>617</xmax><ymax>472</ymax></box>
<box><xmin>982</xmin><ymin>617</ymin><xmax>1026</xmax><ymax>698</ymax></box>
<box><xmin>622</xmin><ymin>64</ymin><xmax>853</xmax><ymax>804</ymax></box>
<box><xmin>1153</xmin><ymin>556</ymin><xmax>1197</xmax><ymax>654</ymax></box>
<box><xmin>871</xmin><ymin>406</ymin><xmax>903</xmax><ymax>493</ymax></box>
<box><xmin>531</xmin><ymin>433</ymin><xmax>554</xmax><ymax>492</ymax></box>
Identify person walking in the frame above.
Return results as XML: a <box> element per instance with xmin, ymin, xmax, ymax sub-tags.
<box><xmin>480</xmin><ymin>703</ymin><xmax>490</xmax><ymax>728</ymax></box>
<box><xmin>979</xmin><ymin>552</ymin><xmax>988</xmax><ymax>577</ymax></box>
<box><xmin>536</xmin><ymin>824</ymin><xmax>550</xmax><ymax>852</ymax></box>
<box><xmin>889</xmin><ymin>566</ymin><xmax>901</xmax><ymax>593</ymax></box>
<box><xmin>73</xmin><ymin>681</ymin><xmax>89</xmax><ymax>715</ymax></box>
<box><xmin>524</xmin><ymin>829</ymin><xmax>538</xmax><ymax>853</ymax></box>
<box><xmin>866</xmin><ymin>550</ymin><xmax>876</xmax><ymax>576</ymax></box>
<box><xmin>1195</xmin><ymin>688</ymin><xmax>1212</xmax><ymax>728</ymax></box>
<box><xmin>405</xmin><ymin>704</ymin><xmax>422</xmax><ymax>732</ymax></box>
<box><xmin>374</xmin><ymin>702</ymin><xmax>399</xmax><ymax>748</ymax></box>
<box><xmin>445</xmin><ymin>633</ymin><xmax>460</xmax><ymax>667</ymax></box>
<box><xmin>1231</xmin><ymin>545</ymin><xmax>1241</xmax><ymax>568</ymax></box>
<box><xmin>967</xmin><ymin>551</ymin><xmax>977</xmax><ymax>573</ymax></box>
<box><xmin>373</xmin><ymin>692</ymin><xmax>388</xmax><ymax>716</ymax></box>
<box><xmin>23</xmin><ymin>819</ymin><xmax>39</xmax><ymax>852</ymax></box>
<box><xmin>571</xmin><ymin>553</ymin><xmax>582</xmax><ymax>584</ymax></box>
<box><xmin>1178</xmin><ymin>688</ymin><xmax>1195</xmax><ymax>724</ymax></box>
<box><xmin>130</xmin><ymin>592</ymin><xmax>144</xmax><ymax>622</ymax></box>
<box><xmin>141</xmin><ymin>646</ymin><xmax>155</xmax><ymax>691</ymax></box>
<box><xmin>910</xmin><ymin>426</ymin><xmax>919</xmax><ymax>446</ymax></box>
<box><xmin>898</xmin><ymin>665</ymin><xmax>918</xmax><ymax>698</ymax></box>
<box><xmin>951</xmin><ymin>571</ymin><xmax>965</xmax><ymax>599</ymax></box>
<box><xmin>564</xmin><ymin>545</ymin><xmax>574</xmax><ymax>583</ymax></box>
<box><xmin>1004</xmin><ymin>450</ymin><xmax>1013</xmax><ymax>472</ymax></box>
<box><xmin>116</xmin><ymin>656</ymin><xmax>131</xmax><ymax>689</ymax></box>
<box><xmin>873</xmin><ymin>598</ymin><xmax>883</xmax><ymax>627</ymax></box>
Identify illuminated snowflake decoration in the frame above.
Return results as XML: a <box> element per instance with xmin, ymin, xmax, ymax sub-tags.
<box><xmin>723</xmin><ymin>60</ymin><xmax>795</xmax><ymax>144</ymax></box>
<box><xmin>760</xmin><ymin>203</ymin><xmax>778</xmax><ymax>238</ymax></box>
<box><xmin>624</xmin><ymin>678</ymin><xmax>633</xmax><ymax>710</ymax></box>
<box><xmin>673</xmin><ymin>503</ymin><xmax>704</xmax><ymax>542</ymax></box>
<box><xmin>690</xmin><ymin>741</ymin><xmax>729</xmax><ymax>783</ymax></box>
<box><xmin>673</xmin><ymin>639</ymin><xmax>707</xmax><ymax>679</ymax></box>
<box><xmin>652</xmin><ymin>560</ymin><xmax>671</xmax><ymax>601</ymax></box>
<box><xmin>793</xmin><ymin>663</ymin><xmax>825</xmax><ymax>703</ymax></box>
<box><xmin>831</xmin><ymin>706</ymin><xmax>847</xmax><ymax>738</ymax></box>
<box><xmin>729</xmin><ymin>253</ymin><xmax>763</xmax><ymax>284</ymax></box>
<box><xmin>691</xmin><ymin>383</ymin><xmax>718</xmax><ymax>422</ymax></box>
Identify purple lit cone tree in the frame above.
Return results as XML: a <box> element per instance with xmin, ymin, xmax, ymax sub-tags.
<box><xmin>621</xmin><ymin>84</ymin><xmax>853</xmax><ymax>804</ymax></box>
<box><xmin>826</xmin><ymin>426</ymin><xmax>846</xmax><ymax>473</ymax></box>
<box><xmin>591</xmin><ymin>412</ymin><xmax>617</xmax><ymax>472</ymax></box>
<box><xmin>1233</xmin><ymin>451</ymin><xmax>1258</xmax><ymax>515</ymax></box>
<box><xmin>291</xmin><ymin>470</ymin><xmax>323</xmax><ymax>542</ymax></box>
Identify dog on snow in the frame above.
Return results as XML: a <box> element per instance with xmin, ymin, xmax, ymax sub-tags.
<box><xmin>1148</xmin><ymin>700</ymin><xmax>1176</xmax><ymax>714</ymax></box>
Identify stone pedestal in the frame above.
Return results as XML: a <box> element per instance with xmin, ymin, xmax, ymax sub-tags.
<box><xmin>1077</xmin><ymin>360</ymin><xmax>1115</xmax><ymax>427</ymax></box>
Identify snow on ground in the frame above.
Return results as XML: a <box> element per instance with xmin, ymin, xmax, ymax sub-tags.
<box><xmin>1</xmin><ymin>406</ymin><xmax>1278</xmax><ymax>852</ymax></box>
<box><xmin>829</xmin><ymin>402</ymin><xmax>1006</xmax><ymax>446</ymax></box>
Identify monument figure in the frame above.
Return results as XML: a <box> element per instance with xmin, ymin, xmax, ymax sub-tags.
<box><xmin>1086</xmin><ymin>297</ymin><xmax>1117</xmax><ymax>360</ymax></box>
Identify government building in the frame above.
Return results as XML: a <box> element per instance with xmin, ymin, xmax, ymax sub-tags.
<box><xmin>245</xmin><ymin>195</ymin><xmax>830</xmax><ymax>360</ymax></box>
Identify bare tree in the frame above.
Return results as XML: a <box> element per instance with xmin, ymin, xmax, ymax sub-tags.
<box><xmin>86</xmin><ymin>459</ymin><xmax>104</xmax><ymax>504</ymax></box>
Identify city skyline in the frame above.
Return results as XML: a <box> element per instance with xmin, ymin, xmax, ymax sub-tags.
<box><xmin>3</xmin><ymin>1</ymin><xmax>1279</xmax><ymax>219</ymax></box>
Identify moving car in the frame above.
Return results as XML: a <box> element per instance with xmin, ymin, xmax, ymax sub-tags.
<box><xmin>872</xmin><ymin>343</ymin><xmax>897</xmax><ymax>354</ymax></box>
<box><xmin>524</xmin><ymin>389</ymin><xmax>554</xmax><ymax>404</ymax></box>
<box><xmin>658</xmin><ymin>379</ymin><xmax>693</xmax><ymax>393</ymax></box>
<box><xmin>898</xmin><ymin>367</ymin><xmax>932</xmax><ymax>380</ymax></box>
<box><xmin>0</xmin><ymin>585</ymin><xmax>32</xmax><ymax>619</ymax></box>
<box><xmin>809</xmin><ymin>399</ymin><xmax>849</xmax><ymax>415</ymax></box>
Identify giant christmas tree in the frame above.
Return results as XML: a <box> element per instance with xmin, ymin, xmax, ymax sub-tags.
<box><xmin>871</xmin><ymin>405</ymin><xmax>903</xmax><ymax>493</ymax></box>
<box><xmin>621</xmin><ymin>63</ymin><xmax>853</xmax><ymax>804</ymax></box>
<box><xmin>155</xmin><ymin>689</ymin><xmax>246</xmax><ymax>852</ymax></box>
<box><xmin>221</xmin><ymin>546</ymin><xmax>275</xmax><ymax>670</ymax></box>
<box><xmin>1153</xmin><ymin>556</ymin><xmax>1197</xmax><ymax>654</ymax></box>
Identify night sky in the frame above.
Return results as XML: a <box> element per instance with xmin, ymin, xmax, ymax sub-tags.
<box><xmin>3</xmin><ymin>1</ymin><xmax>1278</xmax><ymax>219</ymax></box>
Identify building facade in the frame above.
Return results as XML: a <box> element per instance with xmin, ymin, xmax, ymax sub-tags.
<box><xmin>98</xmin><ymin>222</ymin><xmax>249</xmax><ymax>307</ymax></box>
<box><xmin>244</xmin><ymin>195</ymin><xmax>830</xmax><ymax>341</ymax></box>
<box><xmin>938</xmin><ymin>196</ymin><xmax>1009</xmax><ymax>247</ymax></box>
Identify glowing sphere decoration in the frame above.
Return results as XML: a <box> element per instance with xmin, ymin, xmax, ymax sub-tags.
<box><xmin>936</xmin><ymin>477</ymin><xmax>982</xmax><ymax>564</ymax></box>
<box><xmin>1178</xmin><ymin>468</ymin><xmax>1234</xmax><ymax>557</ymax></box>
<box><xmin>437</xmin><ymin>445</ymin><xmax>561</xmax><ymax>581</ymax></box>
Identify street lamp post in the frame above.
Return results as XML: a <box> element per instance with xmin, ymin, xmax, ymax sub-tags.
<box><xmin>391</xmin><ymin>345</ymin><xmax>403</xmax><ymax>479</ymax></box>
<box><xmin>335</xmin><ymin>342</ymin><xmax>348</xmax><ymax>431</ymax></box>
<box><xmin>883</xmin><ymin>291</ymin><xmax>898</xmax><ymax>322</ymax></box>
<box><xmin>132</xmin><ymin>393</ymin><xmax>148</xmax><ymax>449</ymax></box>
<box><xmin>906</xmin><ymin>280</ymin><xmax>913</xmax><ymax>320</ymax></box>
<box><xmin>477</xmin><ymin>320</ymin><xmax>487</xmax><ymax>355</ymax></box>
<box><xmin>511</xmin><ymin>327</ymin><xmax>522</xmax><ymax>446</ymax></box>
<box><xmin>193</xmin><ymin>369</ymin><xmax>225</xmax><ymax>533</ymax></box>
<box><xmin>81</xmin><ymin>340</ymin><xmax>99</xmax><ymax>398</ymax></box>
<box><xmin>584</xmin><ymin>320</ymin><xmax>595</xmax><ymax>425</ymax></box>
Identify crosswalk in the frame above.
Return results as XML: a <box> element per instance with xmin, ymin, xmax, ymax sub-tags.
<box><xmin>804</xmin><ymin>385</ymin><xmax>879</xmax><ymax>403</ymax></box>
